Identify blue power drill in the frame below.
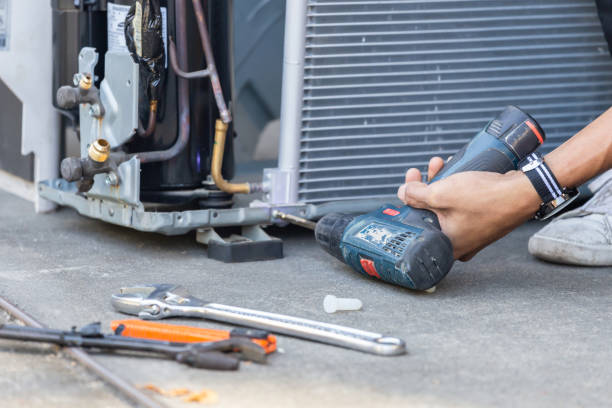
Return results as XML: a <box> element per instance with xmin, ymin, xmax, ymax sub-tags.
<box><xmin>315</xmin><ymin>106</ymin><xmax>545</xmax><ymax>291</ymax></box>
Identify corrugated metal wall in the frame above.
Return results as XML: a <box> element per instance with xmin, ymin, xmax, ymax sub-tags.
<box><xmin>299</xmin><ymin>0</ymin><xmax>612</xmax><ymax>204</ymax></box>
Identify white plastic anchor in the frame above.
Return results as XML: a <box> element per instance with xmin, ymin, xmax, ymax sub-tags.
<box><xmin>323</xmin><ymin>295</ymin><xmax>363</xmax><ymax>313</ymax></box>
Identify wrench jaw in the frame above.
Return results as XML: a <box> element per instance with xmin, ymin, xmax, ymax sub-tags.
<box><xmin>136</xmin><ymin>300</ymin><xmax>165</xmax><ymax>320</ymax></box>
<box><xmin>110</xmin><ymin>293</ymin><xmax>149</xmax><ymax>317</ymax></box>
<box><xmin>136</xmin><ymin>300</ymin><xmax>188</xmax><ymax>320</ymax></box>
<box><xmin>111</xmin><ymin>284</ymin><xmax>177</xmax><ymax>317</ymax></box>
<box><xmin>111</xmin><ymin>284</ymin><xmax>207</xmax><ymax>319</ymax></box>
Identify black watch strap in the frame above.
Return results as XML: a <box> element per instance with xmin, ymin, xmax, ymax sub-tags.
<box><xmin>519</xmin><ymin>152</ymin><xmax>579</xmax><ymax>220</ymax></box>
<box><xmin>520</xmin><ymin>152</ymin><xmax>563</xmax><ymax>203</ymax></box>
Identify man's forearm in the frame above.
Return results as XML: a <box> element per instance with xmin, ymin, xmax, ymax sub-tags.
<box><xmin>398</xmin><ymin>107</ymin><xmax>612</xmax><ymax>260</ymax></box>
<box><xmin>545</xmin><ymin>107</ymin><xmax>612</xmax><ymax>188</ymax></box>
<box><xmin>502</xmin><ymin>108</ymin><xmax>612</xmax><ymax>221</ymax></box>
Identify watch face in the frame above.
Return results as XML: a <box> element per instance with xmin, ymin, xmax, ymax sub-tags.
<box><xmin>536</xmin><ymin>190</ymin><xmax>580</xmax><ymax>220</ymax></box>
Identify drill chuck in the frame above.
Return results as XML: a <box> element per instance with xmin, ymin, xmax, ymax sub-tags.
<box><xmin>315</xmin><ymin>213</ymin><xmax>355</xmax><ymax>261</ymax></box>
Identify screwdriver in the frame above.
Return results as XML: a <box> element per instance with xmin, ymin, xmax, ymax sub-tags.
<box><xmin>111</xmin><ymin>319</ymin><xmax>277</xmax><ymax>354</ymax></box>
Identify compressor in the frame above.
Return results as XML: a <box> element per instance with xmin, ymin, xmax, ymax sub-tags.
<box><xmin>52</xmin><ymin>0</ymin><xmax>240</xmax><ymax>209</ymax></box>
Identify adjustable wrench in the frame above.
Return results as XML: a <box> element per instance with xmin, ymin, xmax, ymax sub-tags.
<box><xmin>111</xmin><ymin>284</ymin><xmax>406</xmax><ymax>356</ymax></box>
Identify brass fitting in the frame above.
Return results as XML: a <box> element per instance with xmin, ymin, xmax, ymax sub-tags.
<box><xmin>211</xmin><ymin>119</ymin><xmax>251</xmax><ymax>194</ymax></box>
<box><xmin>79</xmin><ymin>73</ymin><xmax>93</xmax><ymax>91</ymax></box>
<box><xmin>88</xmin><ymin>139</ymin><xmax>110</xmax><ymax>163</ymax></box>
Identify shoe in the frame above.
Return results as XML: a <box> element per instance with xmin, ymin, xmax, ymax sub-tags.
<box><xmin>528</xmin><ymin>171</ymin><xmax>612</xmax><ymax>266</ymax></box>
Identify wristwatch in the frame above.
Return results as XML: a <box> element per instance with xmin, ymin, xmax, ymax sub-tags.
<box><xmin>519</xmin><ymin>152</ymin><xmax>579</xmax><ymax>220</ymax></box>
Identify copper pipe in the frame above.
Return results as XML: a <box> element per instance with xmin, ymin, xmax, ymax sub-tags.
<box><xmin>191</xmin><ymin>0</ymin><xmax>231</xmax><ymax>124</ymax></box>
<box><xmin>169</xmin><ymin>38</ymin><xmax>209</xmax><ymax>79</ymax></box>
<box><xmin>183</xmin><ymin>2</ymin><xmax>263</xmax><ymax>194</ymax></box>
<box><xmin>211</xmin><ymin>119</ymin><xmax>251</xmax><ymax>194</ymax></box>
<box><xmin>167</xmin><ymin>1</ymin><xmax>231</xmax><ymax>122</ymax></box>
<box><xmin>136</xmin><ymin>0</ymin><xmax>190</xmax><ymax>164</ymax></box>
<box><xmin>137</xmin><ymin>100</ymin><xmax>158</xmax><ymax>138</ymax></box>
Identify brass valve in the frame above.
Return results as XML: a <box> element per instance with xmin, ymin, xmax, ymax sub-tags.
<box><xmin>79</xmin><ymin>73</ymin><xmax>93</xmax><ymax>91</ymax></box>
<box><xmin>88</xmin><ymin>139</ymin><xmax>110</xmax><ymax>163</ymax></box>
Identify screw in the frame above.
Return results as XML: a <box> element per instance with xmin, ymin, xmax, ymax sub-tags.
<box><xmin>146</xmin><ymin>304</ymin><xmax>161</xmax><ymax>316</ymax></box>
<box><xmin>108</xmin><ymin>208</ymin><xmax>115</xmax><ymax>216</ymax></box>
<box><xmin>105</xmin><ymin>172</ymin><xmax>119</xmax><ymax>186</ymax></box>
<box><xmin>88</xmin><ymin>104</ymin><xmax>102</xmax><ymax>117</ymax></box>
<box><xmin>323</xmin><ymin>295</ymin><xmax>363</xmax><ymax>314</ymax></box>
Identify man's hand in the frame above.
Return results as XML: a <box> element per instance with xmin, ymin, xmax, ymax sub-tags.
<box><xmin>397</xmin><ymin>158</ymin><xmax>541</xmax><ymax>261</ymax></box>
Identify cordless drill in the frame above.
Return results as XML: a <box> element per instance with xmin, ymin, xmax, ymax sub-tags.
<box><xmin>315</xmin><ymin>106</ymin><xmax>545</xmax><ymax>291</ymax></box>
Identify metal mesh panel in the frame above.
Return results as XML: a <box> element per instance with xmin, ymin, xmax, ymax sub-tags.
<box><xmin>299</xmin><ymin>0</ymin><xmax>612</xmax><ymax>204</ymax></box>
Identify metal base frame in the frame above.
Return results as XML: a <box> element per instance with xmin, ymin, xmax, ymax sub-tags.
<box><xmin>39</xmin><ymin>179</ymin><xmax>281</xmax><ymax>235</ymax></box>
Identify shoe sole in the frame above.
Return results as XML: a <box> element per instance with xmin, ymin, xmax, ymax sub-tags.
<box><xmin>528</xmin><ymin>235</ymin><xmax>612</xmax><ymax>266</ymax></box>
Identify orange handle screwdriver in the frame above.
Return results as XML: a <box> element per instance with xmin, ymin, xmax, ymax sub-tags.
<box><xmin>111</xmin><ymin>320</ymin><xmax>277</xmax><ymax>354</ymax></box>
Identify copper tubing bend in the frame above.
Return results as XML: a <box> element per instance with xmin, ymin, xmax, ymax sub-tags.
<box><xmin>211</xmin><ymin>120</ymin><xmax>254</xmax><ymax>194</ymax></box>
<box><xmin>137</xmin><ymin>100</ymin><xmax>158</xmax><ymax>138</ymax></box>
<box><xmin>211</xmin><ymin>120</ymin><xmax>263</xmax><ymax>194</ymax></box>
<box><xmin>169</xmin><ymin>38</ymin><xmax>209</xmax><ymax>79</ymax></box>
<box><xmin>167</xmin><ymin>0</ymin><xmax>230</xmax><ymax>125</ymax></box>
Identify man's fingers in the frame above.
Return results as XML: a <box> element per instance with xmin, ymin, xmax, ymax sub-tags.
<box><xmin>458</xmin><ymin>246</ymin><xmax>484</xmax><ymax>262</ymax></box>
<box><xmin>397</xmin><ymin>184</ymin><xmax>406</xmax><ymax>202</ymax></box>
<box><xmin>404</xmin><ymin>168</ymin><xmax>422</xmax><ymax>183</ymax></box>
<box><xmin>397</xmin><ymin>181</ymin><xmax>431</xmax><ymax>208</ymax></box>
<box><xmin>427</xmin><ymin>157</ymin><xmax>445</xmax><ymax>181</ymax></box>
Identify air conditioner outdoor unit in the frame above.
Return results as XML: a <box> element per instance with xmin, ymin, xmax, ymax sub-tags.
<box><xmin>27</xmin><ymin>0</ymin><xmax>612</xmax><ymax>260</ymax></box>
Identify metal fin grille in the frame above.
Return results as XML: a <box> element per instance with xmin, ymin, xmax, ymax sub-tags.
<box><xmin>299</xmin><ymin>0</ymin><xmax>612</xmax><ymax>204</ymax></box>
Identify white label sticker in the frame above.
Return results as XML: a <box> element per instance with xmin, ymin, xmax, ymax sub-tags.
<box><xmin>107</xmin><ymin>2</ymin><xmax>167</xmax><ymax>67</ymax></box>
<box><xmin>134</xmin><ymin>2</ymin><xmax>143</xmax><ymax>56</ymax></box>
<box><xmin>107</xmin><ymin>2</ymin><xmax>131</xmax><ymax>53</ymax></box>
<box><xmin>0</xmin><ymin>0</ymin><xmax>9</xmax><ymax>51</ymax></box>
<box><xmin>161</xmin><ymin>7</ymin><xmax>168</xmax><ymax>67</ymax></box>
<box><xmin>356</xmin><ymin>223</ymin><xmax>398</xmax><ymax>247</ymax></box>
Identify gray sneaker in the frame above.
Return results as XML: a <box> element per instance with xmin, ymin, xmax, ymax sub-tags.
<box><xmin>528</xmin><ymin>170</ymin><xmax>612</xmax><ymax>266</ymax></box>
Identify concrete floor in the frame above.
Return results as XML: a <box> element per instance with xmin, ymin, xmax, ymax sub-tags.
<box><xmin>0</xmin><ymin>311</ymin><xmax>131</xmax><ymax>408</ymax></box>
<box><xmin>1</xmin><ymin>189</ymin><xmax>611</xmax><ymax>408</ymax></box>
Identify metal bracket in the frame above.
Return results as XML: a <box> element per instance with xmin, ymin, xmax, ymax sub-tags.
<box><xmin>196</xmin><ymin>225</ymin><xmax>283</xmax><ymax>262</ymax></box>
<box><xmin>87</xmin><ymin>157</ymin><xmax>141</xmax><ymax>206</ymax></box>
<box><xmin>262</xmin><ymin>168</ymin><xmax>299</xmax><ymax>205</ymax></box>
<box><xmin>78</xmin><ymin>47</ymin><xmax>139</xmax><ymax>156</ymax></box>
